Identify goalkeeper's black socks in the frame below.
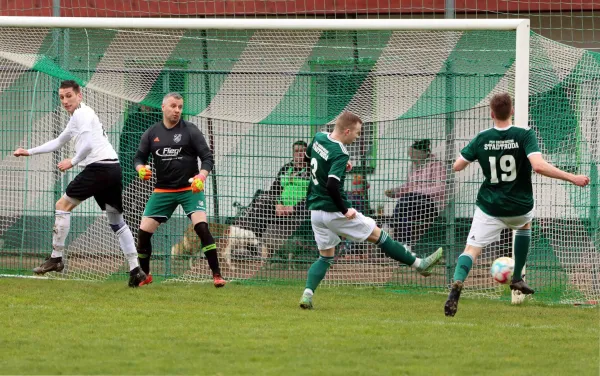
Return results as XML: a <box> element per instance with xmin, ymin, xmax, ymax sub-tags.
<box><xmin>137</xmin><ymin>229</ymin><xmax>153</xmax><ymax>275</ymax></box>
<box><xmin>194</xmin><ymin>222</ymin><xmax>221</xmax><ymax>276</ymax></box>
<box><xmin>138</xmin><ymin>257</ymin><xmax>150</xmax><ymax>275</ymax></box>
<box><xmin>204</xmin><ymin>248</ymin><xmax>221</xmax><ymax>276</ymax></box>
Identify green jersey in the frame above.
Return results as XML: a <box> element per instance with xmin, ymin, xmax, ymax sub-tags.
<box><xmin>305</xmin><ymin>132</ymin><xmax>352</xmax><ymax>212</ymax></box>
<box><xmin>461</xmin><ymin>125</ymin><xmax>541</xmax><ymax>217</ymax></box>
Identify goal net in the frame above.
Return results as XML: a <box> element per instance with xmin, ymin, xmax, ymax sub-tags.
<box><xmin>0</xmin><ymin>18</ymin><xmax>597</xmax><ymax>304</ymax></box>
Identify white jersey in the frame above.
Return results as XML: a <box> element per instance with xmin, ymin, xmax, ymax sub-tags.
<box><xmin>65</xmin><ymin>103</ymin><xmax>118</xmax><ymax>167</ymax></box>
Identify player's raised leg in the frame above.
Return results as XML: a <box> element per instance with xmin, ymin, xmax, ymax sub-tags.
<box><xmin>33</xmin><ymin>195</ymin><xmax>77</xmax><ymax>275</ymax></box>
<box><xmin>366</xmin><ymin>226</ymin><xmax>443</xmax><ymax>276</ymax></box>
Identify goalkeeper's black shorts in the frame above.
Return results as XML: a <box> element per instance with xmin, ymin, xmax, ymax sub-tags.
<box><xmin>65</xmin><ymin>160</ymin><xmax>123</xmax><ymax>213</ymax></box>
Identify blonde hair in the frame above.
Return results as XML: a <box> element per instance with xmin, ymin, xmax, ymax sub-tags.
<box><xmin>335</xmin><ymin>111</ymin><xmax>362</xmax><ymax>131</ymax></box>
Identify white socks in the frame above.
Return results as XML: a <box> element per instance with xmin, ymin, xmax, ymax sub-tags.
<box><xmin>51</xmin><ymin>210</ymin><xmax>71</xmax><ymax>258</ymax></box>
<box><xmin>303</xmin><ymin>288</ymin><xmax>314</xmax><ymax>296</ymax></box>
<box><xmin>116</xmin><ymin>225</ymin><xmax>139</xmax><ymax>271</ymax></box>
<box><xmin>50</xmin><ymin>208</ymin><xmax>140</xmax><ymax>271</ymax></box>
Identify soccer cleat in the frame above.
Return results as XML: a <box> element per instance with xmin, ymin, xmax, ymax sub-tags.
<box><xmin>444</xmin><ymin>280</ymin><xmax>464</xmax><ymax>317</ymax></box>
<box><xmin>213</xmin><ymin>273</ymin><xmax>226</xmax><ymax>288</ymax></box>
<box><xmin>299</xmin><ymin>292</ymin><xmax>313</xmax><ymax>310</ymax></box>
<box><xmin>138</xmin><ymin>273</ymin><xmax>153</xmax><ymax>286</ymax></box>
<box><xmin>33</xmin><ymin>257</ymin><xmax>65</xmax><ymax>275</ymax></box>
<box><xmin>128</xmin><ymin>267</ymin><xmax>147</xmax><ymax>288</ymax></box>
<box><xmin>510</xmin><ymin>279</ymin><xmax>535</xmax><ymax>295</ymax></box>
<box><xmin>416</xmin><ymin>247</ymin><xmax>444</xmax><ymax>276</ymax></box>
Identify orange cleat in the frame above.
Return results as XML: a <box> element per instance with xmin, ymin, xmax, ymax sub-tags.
<box><xmin>138</xmin><ymin>273</ymin><xmax>153</xmax><ymax>286</ymax></box>
<box><xmin>213</xmin><ymin>274</ymin><xmax>226</xmax><ymax>288</ymax></box>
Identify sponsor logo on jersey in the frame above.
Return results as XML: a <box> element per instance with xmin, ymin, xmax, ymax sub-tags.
<box><xmin>313</xmin><ymin>141</ymin><xmax>329</xmax><ymax>161</ymax></box>
<box><xmin>484</xmin><ymin>140</ymin><xmax>519</xmax><ymax>150</ymax></box>
<box><xmin>154</xmin><ymin>137</ymin><xmax>160</xmax><ymax>142</ymax></box>
<box><xmin>156</xmin><ymin>147</ymin><xmax>182</xmax><ymax>157</ymax></box>
<box><xmin>173</xmin><ymin>134</ymin><xmax>182</xmax><ymax>143</ymax></box>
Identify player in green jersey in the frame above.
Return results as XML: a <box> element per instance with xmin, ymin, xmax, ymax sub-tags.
<box><xmin>299</xmin><ymin>111</ymin><xmax>444</xmax><ymax>309</ymax></box>
<box><xmin>445</xmin><ymin>93</ymin><xmax>590</xmax><ymax>317</ymax></box>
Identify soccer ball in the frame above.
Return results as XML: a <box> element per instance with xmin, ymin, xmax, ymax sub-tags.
<box><xmin>490</xmin><ymin>257</ymin><xmax>514</xmax><ymax>284</ymax></box>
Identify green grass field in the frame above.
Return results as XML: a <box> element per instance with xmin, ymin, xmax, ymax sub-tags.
<box><xmin>0</xmin><ymin>278</ymin><xmax>597</xmax><ymax>375</ymax></box>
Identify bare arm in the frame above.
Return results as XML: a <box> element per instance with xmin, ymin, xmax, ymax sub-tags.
<box><xmin>528</xmin><ymin>154</ymin><xmax>590</xmax><ymax>186</ymax></box>
<box><xmin>453</xmin><ymin>157</ymin><xmax>471</xmax><ymax>172</ymax></box>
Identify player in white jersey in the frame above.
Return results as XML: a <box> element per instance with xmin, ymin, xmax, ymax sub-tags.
<box><xmin>13</xmin><ymin>80</ymin><xmax>146</xmax><ymax>287</ymax></box>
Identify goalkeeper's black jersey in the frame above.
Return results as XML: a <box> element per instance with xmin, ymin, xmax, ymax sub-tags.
<box><xmin>134</xmin><ymin>119</ymin><xmax>214</xmax><ymax>189</ymax></box>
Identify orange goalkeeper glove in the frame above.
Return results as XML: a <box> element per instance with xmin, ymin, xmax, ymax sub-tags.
<box><xmin>138</xmin><ymin>165</ymin><xmax>152</xmax><ymax>180</ymax></box>
<box><xmin>190</xmin><ymin>174</ymin><xmax>206</xmax><ymax>193</ymax></box>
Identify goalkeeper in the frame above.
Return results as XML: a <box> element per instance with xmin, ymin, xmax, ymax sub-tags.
<box><xmin>133</xmin><ymin>92</ymin><xmax>225</xmax><ymax>287</ymax></box>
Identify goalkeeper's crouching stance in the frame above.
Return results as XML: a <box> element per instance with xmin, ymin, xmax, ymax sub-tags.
<box><xmin>133</xmin><ymin>92</ymin><xmax>225</xmax><ymax>287</ymax></box>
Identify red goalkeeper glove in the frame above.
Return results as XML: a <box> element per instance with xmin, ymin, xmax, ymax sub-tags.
<box><xmin>190</xmin><ymin>174</ymin><xmax>206</xmax><ymax>193</ymax></box>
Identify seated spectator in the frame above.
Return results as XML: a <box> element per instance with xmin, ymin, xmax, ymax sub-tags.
<box><xmin>385</xmin><ymin>139</ymin><xmax>447</xmax><ymax>248</ymax></box>
<box><xmin>224</xmin><ymin>140</ymin><xmax>311</xmax><ymax>268</ymax></box>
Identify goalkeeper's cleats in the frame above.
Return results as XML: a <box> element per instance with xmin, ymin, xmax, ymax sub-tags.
<box><xmin>138</xmin><ymin>273</ymin><xmax>153</xmax><ymax>286</ymax></box>
<box><xmin>510</xmin><ymin>279</ymin><xmax>535</xmax><ymax>295</ymax></box>
<box><xmin>33</xmin><ymin>257</ymin><xmax>64</xmax><ymax>275</ymax></box>
<box><xmin>128</xmin><ymin>267</ymin><xmax>147</xmax><ymax>288</ymax></box>
<box><xmin>416</xmin><ymin>247</ymin><xmax>443</xmax><ymax>276</ymax></box>
<box><xmin>213</xmin><ymin>273</ymin><xmax>226</xmax><ymax>288</ymax></box>
<box><xmin>138</xmin><ymin>165</ymin><xmax>152</xmax><ymax>180</ymax></box>
<box><xmin>299</xmin><ymin>292</ymin><xmax>314</xmax><ymax>310</ymax></box>
<box><xmin>444</xmin><ymin>280</ymin><xmax>463</xmax><ymax>317</ymax></box>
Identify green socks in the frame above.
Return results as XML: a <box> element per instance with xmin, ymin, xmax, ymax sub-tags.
<box><xmin>376</xmin><ymin>231</ymin><xmax>417</xmax><ymax>265</ymax></box>
<box><xmin>305</xmin><ymin>256</ymin><xmax>334</xmax><ymax>292</ymax></box>
<box><xmin>512</xmin><ymin>229</ymin><xmax>531</xmax><ymax>283</ymax></box>
<box><xmin>453</xmin><ymin>254</ymin><xmax>473</xmax><ymax>282</ymax></box>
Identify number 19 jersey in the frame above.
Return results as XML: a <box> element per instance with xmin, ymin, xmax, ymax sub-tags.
<box><xmin>461</xmin><ymin>125</ymin><xmax>541</xmax><ymax>217</ymax></box>
<box><xmin>305</xmin><ymin>132</ymin><xmax>352</xmax><ymax>212</ymax></box>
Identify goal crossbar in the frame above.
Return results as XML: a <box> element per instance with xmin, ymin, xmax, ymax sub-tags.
<box><xmin>0</xmin><ymin>16</ymin><xmax>528</xmax><ymax>31</ymax></box>
<box><xmin>0</xmin><ymin>16</ymin><xmax>530</xmax><ymax>126</ymax></box>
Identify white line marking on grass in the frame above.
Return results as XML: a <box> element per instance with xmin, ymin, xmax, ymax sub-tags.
<box><xmin>0</xmin><ymin>274</ymin><xmax>49</xmax><ymax>280</ymax></box>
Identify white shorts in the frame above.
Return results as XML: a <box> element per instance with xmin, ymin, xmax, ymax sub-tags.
<box><xmin>467</xmin><ymin>207</ymin><xmax>534</xmax><ymax>248</ymax></box>
<box><xmin>311</xmin><ymin>210</ymin><xmax>377</xmax><ymax>251</ymax></box>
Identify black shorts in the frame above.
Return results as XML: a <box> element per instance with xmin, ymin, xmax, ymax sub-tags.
<box><xmin>65</xmin><ymin>161</ymin><xmax>123</xmax><ymax>213</ymax></box>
